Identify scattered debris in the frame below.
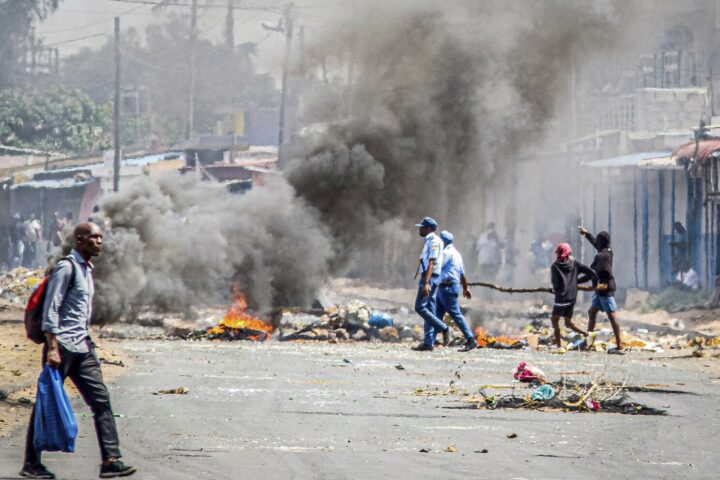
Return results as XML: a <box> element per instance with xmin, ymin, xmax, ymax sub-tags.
<box><xmin>99</xmin><ymin>358</ymin><xmax>125</xmax><ymax>367</ymax></box>
<box><xmin>153</xmin><ymin>387</ymin><xmax>190</xmax><ymax>395</ymax></box>
<box><xmin>513</xmin><ymin>362</ymin><xmax>545</xmax><ymax>382</ymax></box>
<box><xmin>0</xmin><ymin>267</ymin><xmax>44</xmax><ymax>304</ymax></box>
<box><xmin>467</xmin><ymin>376</ymin><xmax>674</xmax><ymax>415</ymax></box>
<box><xmin>444</xmin><ymin>445</ymin><xmax>458</xmax><ymax>452</ymax></box>
<box><xmin>530</xmin><ymin>384</ymin><xmax>555</xmax><ymax>401</ymax></box>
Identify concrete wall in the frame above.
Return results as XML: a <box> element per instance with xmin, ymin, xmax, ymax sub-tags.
<box><xmin>636</xmin><ymin>88</ymin><xmax>710</xmax><ymax>133</ymax></box>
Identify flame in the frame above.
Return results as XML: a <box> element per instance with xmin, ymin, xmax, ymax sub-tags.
<box><xmin>475</xmin><ymin>327</ymin><xmax>521</xmax><ymax>348</ymax></box>
<box><xmin>207</xmin><ymin>286</ymin><xmax>274</xmax><ymax>341</ymax></box>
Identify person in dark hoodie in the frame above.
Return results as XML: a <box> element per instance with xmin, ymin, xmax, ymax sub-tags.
<box><xmin>550</xmin><ymin>243</ymin><xmax>599</xmax><ymax>348</ymax></box>
<box><xmin>579</xmin><ymin>227</ymin><xmax>623</xmax><ymax>353</ymax></box>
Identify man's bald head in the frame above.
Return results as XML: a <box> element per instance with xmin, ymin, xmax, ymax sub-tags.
<box><xmin>74</xmin><ymin>222</ymin><xmax>103</xmax><ymax>260</ymax></box>
<box><xmin>74</xmin><ymin>222</ymin><xmax>101</xmax><ymax>238</ymax></box>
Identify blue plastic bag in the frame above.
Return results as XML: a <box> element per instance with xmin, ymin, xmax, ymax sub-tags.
<box><xmin>369</xmin><ymin>311</ymin><xmax>393</xmax><ymax>328</ymax></box>
<box><xmin>530</xmin><ymin>384</ymin><xmax>555</xmax><ymax>401</ymax></box>
<box><xmin>33</xmin><ymin>365</ymin><xmax>78</xmax><ymax>453</ymax></box>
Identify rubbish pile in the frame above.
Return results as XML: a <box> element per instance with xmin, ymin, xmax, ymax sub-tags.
<box><xmin>0</xmin><ymin>267</ymin><xmax>44</xmax><ymax>304</ymax></box>
<box><xmin>276</xmin><ymin>300</ymin><xmax>422</xmax><ymax>343</ymax></box>
<box><xmin>464</xmin><ymin>361</ymin><xmax>690</xmax><ymax>415</ymax></box>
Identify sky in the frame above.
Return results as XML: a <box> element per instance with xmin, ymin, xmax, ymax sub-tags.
<box><xmin>34</xmin><ymin>0</ymin><xmax>333</xmax><ymax>77</ymax></box>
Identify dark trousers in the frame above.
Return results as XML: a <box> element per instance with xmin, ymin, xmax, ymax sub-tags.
<box><xmin>24</xmin><ymin>341</ymin><xmax>121</xmax><ymax>464</ymax></box>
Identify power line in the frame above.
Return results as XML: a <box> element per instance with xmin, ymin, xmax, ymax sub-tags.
<box><xmin>40</xmin><ymin>5</ymin><xmax>149</xmax><ymax>35</ymax></box>
<box><xmin>107</xmin><ymin>0</ymin><xmax>281</xmax><ymax>12</ymax></box>
<box><xmin>45</xmin><ymin>32</ymin><xmax>108</xmax><ymax>47</ymax></box>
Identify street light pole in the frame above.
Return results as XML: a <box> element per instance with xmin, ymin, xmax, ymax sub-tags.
<box><xmin>113</xmin><ymin>16</ymin><xmax>121</xmax><ymax>192</ymax></box>
<box><xmin>277</xmin><ymin>3</ymin><xmax>294</xmax><ymax>168</ymax></box>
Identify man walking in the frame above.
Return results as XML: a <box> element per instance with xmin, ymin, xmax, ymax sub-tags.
<box><xmin>20</xmin><ymin>223</ymin><xmax>136</xmax><ymax>479</ymax></box>
<box><xmin>436</xmin><ymin>231</ymin><xmax>478</xmax><ymax>352</ymax></box>
<box><xmin>579</xmin><ymin>227</ymin><xmax>624</xmax><ymax>354</ymax></box>
<box><xmin>549</xmin><ymin>243</ymin><xmax>599</xmax><ymax>349</ymax></box>
<box><xmin>411</xmin><ymin>217</ymin><xmax>449</xmax><ymax>352</ymax></box>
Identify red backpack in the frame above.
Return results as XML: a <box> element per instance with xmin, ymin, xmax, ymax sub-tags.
<box><xmin>24</xmin><ymin>257</ymin><xmax>76</xmax><ymax>344</ymax></box>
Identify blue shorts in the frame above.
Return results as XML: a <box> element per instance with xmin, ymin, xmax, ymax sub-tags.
<box><xmin>591</xmin><ymin>293</ymin><xmax>617</xmax><ymax>313</ymax></box>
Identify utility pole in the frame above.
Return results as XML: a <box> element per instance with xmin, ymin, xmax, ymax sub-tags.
<box><xmin>225</xmin><ymin>0</ymin><xmax>235</xmax><ymax>51</ymax></box>
<box><xmin>277</xmin><ymin>3</ymin><xmax>294</xmax><ymax>168</ymax></box>
<box><xmin>186</xmin><ymin>0</ymin><xmax>198</xmax><ymax>140</ymax></box>
<box><xmin>113</xmin><ymin>16</ymin><xmax>121</xmax><ymax>192</ymax></box>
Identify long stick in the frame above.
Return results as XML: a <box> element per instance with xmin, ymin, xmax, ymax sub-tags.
<box><xmin>467</xmin><ymin>282</ymin><xmax>598</xmax><ymax>294</ymax></box>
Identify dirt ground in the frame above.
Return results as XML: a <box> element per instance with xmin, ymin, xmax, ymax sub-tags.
<box><xmin>0</xmin><ymin>307</ymin><xmax>129</xmax><ymax>438</ymax></box>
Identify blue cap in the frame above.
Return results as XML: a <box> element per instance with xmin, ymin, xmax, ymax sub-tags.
<box><xmin>414</xmin><ymin>216</ymin><xmax>437</xmax><ymax>230</ymax></box>
<box><xmin>440</xmin><ymin>230</ymin><xmax>454</xmax><ymax>244</ymax></box>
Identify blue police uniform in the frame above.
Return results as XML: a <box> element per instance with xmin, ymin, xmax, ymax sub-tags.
<box><xmin>414</xmin><ymin>219</ymin><xmax>448</xmax><ymax>347</ymax></box>
<box><xmin>436</xmin><ymin>241</ymin><xmax>474</xmax><ymax>341</ymax></box>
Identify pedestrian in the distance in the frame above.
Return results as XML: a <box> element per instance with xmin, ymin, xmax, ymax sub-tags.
<box><xmin>20</xmin><ymin>223</ymin><xmax>137</xmax><ymax>479</ymax></box>
<box><xmin>579</xmin><ymin>227</ymin><xmax>624</xmax><ymax>354</ymax></box>
<box><xmin>411</xmin><ymin>217</ymin><xmax>449</xmax><ymax>352</ymax></box>
<box><xmin>436</xmin><ymin>230</ymin><xmax>478</xmax><ymax>352</ymax></box>
<box><xmin>549</xmin><ymin>243</ymin><xmax>599</xmax><ymax>349</ymax></box>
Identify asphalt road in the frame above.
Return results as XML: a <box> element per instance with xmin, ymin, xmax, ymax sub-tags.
<box><xmin>1</xmin><ymin>340</ymin><xmax>718</xmax><ymax>479</ymax></box>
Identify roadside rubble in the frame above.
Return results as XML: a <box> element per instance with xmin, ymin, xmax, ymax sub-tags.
<box><xmin>0</xmin><ymin>267</ymin><xmax>44</xmax><ymax>304</ymax></box>
<box><xmin>179</xmin><ymin>299</ymin><xmax>425</xmax><ymax>344</ymax></box>
<box><xmin>426</xmin><ymin>360</ymin><xmax>701</xmax><ymax>416</ymax></box>
<box><xmin>95</xmin><ymin>292</ymin><xmax>720</xmax><ymax>353</ymax></box>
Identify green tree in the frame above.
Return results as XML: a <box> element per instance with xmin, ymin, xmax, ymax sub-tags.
<box><xmin>0</xmin><ymin>86</ymin><xmax>111</xmax><ymax>154</ymax></box>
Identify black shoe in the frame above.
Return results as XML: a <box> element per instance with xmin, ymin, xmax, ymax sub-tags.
<box><xmin>99</xmin><ymin>461</ymin><xmax>137</xmax><ymax>478</ymax></box>
<box><xmin>19</xmin><ymin>463</ymin><xmax>55</xmax><ymax>479</ymax></box>
<box><xmin>459</xmin><ymin>340</ymin><xmax>478</xmax><ymax>352</ymax></box>
<box><xmin>412</xmin><ymin>343</ymin><xmax>434</xmax><ymax>351</ymax></box>
<box><xmin>441</xmin><ymin>328</ymin><xmax>451</xmax><ymax>346</ymax></box>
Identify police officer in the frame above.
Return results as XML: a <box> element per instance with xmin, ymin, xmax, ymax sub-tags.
<box><xmin>436</xmin><ymin>230</ymin><xmax>478</xmax><ymax>352</ymax></box>
<box><xmin>412</xmin><ymin>217</ymin><xmax>449</xmax><ymax>352</ymax></box>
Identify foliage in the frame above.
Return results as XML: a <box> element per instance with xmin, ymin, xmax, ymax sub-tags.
<box><xmin>0</xmin><ymin>86</ymin><xmax>111</xmax><ymax>154</ymax></box>
<box><xmin>0</xmin><ymin>0</ymin><xmax>61</xmax><ymax>88</ymax></box>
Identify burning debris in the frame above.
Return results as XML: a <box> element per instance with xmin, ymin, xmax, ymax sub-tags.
<box><xmin>202</xmin><ymin>287</ymin><xmax>274</xmax><ymax>342</ymax></box>
<box><xmin>475</xmin><ymin>327</ymin><xmax>525</xmax><ymax>349</ymax></box>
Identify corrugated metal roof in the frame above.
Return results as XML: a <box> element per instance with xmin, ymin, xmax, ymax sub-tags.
<box><xmin>583</xmin><ymin>151</ymin><xmax>672</xmax><ymax>168</ymax></box>
<box><xmin>637</xmin><ymin>156</ymin><xmax>682</xmax><ymax>170</ymax></box>
<box><xmin>671</xmin><ymin>139</ymin><xmax>720</xmax><ymax>165</ymax></box>
<box><xmin>10</xmin><ymin>176</ymin><xmax>98</xmax><ymax>190</ymax></box>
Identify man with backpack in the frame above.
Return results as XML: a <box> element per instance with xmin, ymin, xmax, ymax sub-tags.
<box><xmin>21</xmin><ymin>223</ymin><xmax>136</xmax><ymax>479</ymax></box>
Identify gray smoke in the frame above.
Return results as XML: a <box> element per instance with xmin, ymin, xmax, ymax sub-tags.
<box><xmin>91</xmin><ymin>174</ymin><xmax>332</xmax><ymax>321</ymax></box>
<box><xmin>284</xmin><ymin>1</ymin><xmax>662</xmax><ymax>279</ymax></box>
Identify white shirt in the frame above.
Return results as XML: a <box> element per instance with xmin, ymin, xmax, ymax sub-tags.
<box><xmin>440</xmin><ymin>244</ymin><xmax>465</xmax><ymax>284</ymax></box>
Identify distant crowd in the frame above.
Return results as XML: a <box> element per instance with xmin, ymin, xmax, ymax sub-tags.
<box><xmin>1</xmin><ymin>211</ymin><xmax>73</xmax><ymax>272</ymax></box>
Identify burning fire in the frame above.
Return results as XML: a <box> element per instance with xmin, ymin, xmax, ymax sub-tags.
<box><xmin>207</xmin><ymin>286</ymin><xmax>274</xmax><ymax>341</ymax></box>
<box><xmin>475</xmin><ymin>327</ymin><xmax>522</xmax><ymax>348</ymax></box>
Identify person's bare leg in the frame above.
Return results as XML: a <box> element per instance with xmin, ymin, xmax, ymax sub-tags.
<box><xmin>564</xmin><ymin>317</ymin><xmax>588</xmax><ymax>337</ymax></box>
<box><xmin>587</xmin><ymin>307</ymin><xmax>600</xmax><ymax>332</ymax></box>
<box><xmin>551</xmin><ymin>315</ymin><xmax>562</xmax><ymax>347</ymax></box>
<box><xmin>607</xmin><ymin>311</ymin><xmax>623</xmax><ymax>350</ymax></box>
